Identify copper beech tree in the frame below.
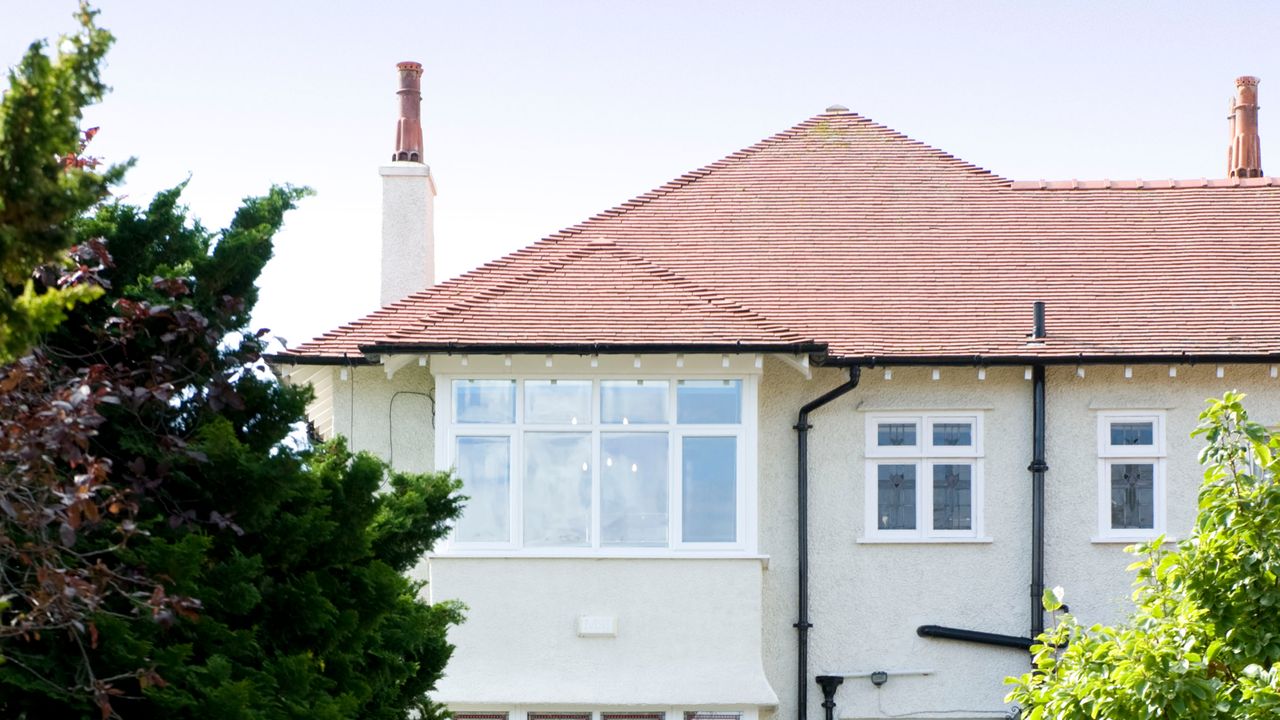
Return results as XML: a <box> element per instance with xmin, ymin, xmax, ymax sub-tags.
<box><xmin>0</xmin><ymin>6</ymin><xmax>463</xmax><ymax>719</ymax></box>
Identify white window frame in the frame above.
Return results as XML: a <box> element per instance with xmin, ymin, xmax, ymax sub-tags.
<box><xmin>863</xmin><ymin>412</ymin><xmax>985</xmax><ymax>541</ymax></box>
<box><xmin>1096</xmin><ymin>411</ymin><xmax>1166</xmax><ymax>541</ymax></box>
<box><xmin>450</xmin><ymin>708</ymin><xmax>753</xmax><ymax>720</ymax></box>
<box><xmin>436</xmin><ymin>372</ymin><xmax>758</xmax><ymax>557</ymax></box>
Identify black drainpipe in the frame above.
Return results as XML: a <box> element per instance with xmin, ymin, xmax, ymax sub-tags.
<box><xmin>1029</xmin><ymin>300</ymin><xmax>1048</xmax><ymax>639</ymax></box>
<box><xmin>917</xmin><ymin>624</ymin><xmax>1033</xmax><ymax>650</ymax></box>
<box><xmin>795</xmin><ymin>366</ymin><xmax>861</xmax><ymax>720</ymax></box>
<box><xmin>816</xmin><ymin>675</ymin><xmax>844</xmax><ymax>720</ymax></box>
<box><xmin>914</xmin><ymin>301</ymin><xmax>1051</xmax><ymax>651</ymax></box>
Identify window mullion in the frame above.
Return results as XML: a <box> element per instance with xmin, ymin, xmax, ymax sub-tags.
<box><xmin>919</xmin><ymin>458</ymin><xmax>930</xmax><ymax>536</ymax></box>
<box><xmin>591</xmin><ymin>425</ymin><xmax>601</xmax><ymax>549</ymax></box>
<box><xmin>511</xmin><ymin>425</ymin><xmax>522</xmax><ymax>548</ymax></box>
<box><xmin>671</xmin><ymin>425</ymin><xmax>682</xmax><ymax>548</ymax></box>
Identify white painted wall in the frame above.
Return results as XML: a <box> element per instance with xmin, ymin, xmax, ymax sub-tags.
<box><xmin>325</xmin><ymin>355</ymin><xmax>1280</xmax><ymax>719</ymax></box>
<box><xmin>331</xmin><ymin>363</ymin><xmax>435</xmax><ymax>474</ymax></box>
<box><xmin>760</xmin><ymin>361</ymin><xmax>1280</xmax><ymax>720</ymax></box>
<box><xmin>429</xmin><ymin>558</ymin><xmax>776</xmax><ymax>706</ymax></box>
<box><xmin>380</xmin><ymin>162</ymin><xmax>436</xmax><ymax>305</ymax></box>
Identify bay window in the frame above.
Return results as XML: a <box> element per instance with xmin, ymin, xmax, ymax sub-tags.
<box><xmin>863</xmin><ymin>412</ymin><xmax>984</xmax><ymax>541</ymax></box>
<box><xmin>443</xmin><ymin>375</ymin><xmax>754</xmax><ymax>554</ymax></box>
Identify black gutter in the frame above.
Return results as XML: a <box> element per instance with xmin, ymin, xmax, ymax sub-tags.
<box><xmin>795</xmin><ymin>367</ymin><xmax>861</xmax><ymax>720</ymax></box>
<box><xmin>273</xmin><ymin>347</ymin><xmax>1280</xmax><ymax>367</ymax></box>
<box><xmin>357</xmin><ymin>341</ymin><xmax>830</xmax><ymax>355</ymax></box>
<box><xmin>264</xmin><ymin>353</ymin><xmax>375</xmax><ymax>366</ymax></box>
<box><xmin>915</xmin><ymin>303</ymin><xmax>1051</xmax><ymax>655</ymax></box>
<box><xmin>917</xmin><ymin>625</ymin><xmax>1034</xmax><ymax>650</ymax></box>
<box><xmin>843</xmin><ymin>352</ymin><xmax>1280</xmax><ymax>366</ymax></box>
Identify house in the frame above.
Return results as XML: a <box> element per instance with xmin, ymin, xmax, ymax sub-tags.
<box><xmin>271</xmin><ymin>66</ymin><xmax>1280</xmax><ymax>720</ymax></box>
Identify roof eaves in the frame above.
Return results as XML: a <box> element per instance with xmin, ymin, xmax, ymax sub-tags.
<box><xmin>358</xmin><ymin>341</ymin><xmax>829</xmax><ymax>356</ymax></box>
<box><xmin>832</xmin><ymin>352</ymin><xmax>1280</xmax><ymax>367</ymax></box>
<box><xmin>1010</xmin><ymin>177</ymin><xmax>1280</xmax><ymax>191</ymax></box>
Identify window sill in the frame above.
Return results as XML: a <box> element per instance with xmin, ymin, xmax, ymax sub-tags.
<box><xmin>1091</xmin><ymin>536</ymin><xmax>1179</xmax><ymax>545</ymax></box>
<box><xmin>855</xmin><ymin>536</ymin><xmax>993</xmax><ymax>545</ymax></box>
<box><xmin>430</xmin><ymin>551</ymin><xmax>771</xmax><ymax>566</ymax></box>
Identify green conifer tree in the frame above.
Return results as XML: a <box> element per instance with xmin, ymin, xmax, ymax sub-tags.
<box><xmin>0</xmin><ymin>7</ymin><xmax>464</xmax><ymax>719</ymax></box>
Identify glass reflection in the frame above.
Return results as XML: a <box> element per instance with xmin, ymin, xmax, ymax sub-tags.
<box><xmin>601</xmin><ymin>433</ymin><xmax>669</xmax><ymax>546</ymax></box>
<box><xmin>1110</xmin><ymin>422</ymin><xmax>1154</xmax><ymax>446</ymax></box>
<box><xmin>455</xmin><ymin>436</ymin><xmax>511</xmax><ymax>542</ymax></box>
<box><xmin>524</xmin><ymin>433</ymin><xmax>592</xmax><ymax>546</ymax></box>
<box><xmin>601</xmin><ymin>380</ymin><xmax>668</xmax><ymax>424</ymax></box>
<box><xmin>932</xmin><ymin>422</ymin><xmax>972</xmax><ymax>447</ymax></box>
<box><xmin>1111</xmin><ymin>463</ymin><xmax>1154</xmax><ymax>529</ymax></box>
<box><xmin>677</xmin><ymin>380</ymin><xmax>742</xmax><ymax>424</ymax></box>
<box><xmin>682</xmin><ymin>436</ymin><xmax>736</xmax><ymax>542</ymax></box>
<box><xmin>455</xmin><ymin>380</ymin><xmax>515</xmax><ymax>423</ymax></box>
<box><xmin>877</xmin><ymin>464</ymin><xmax>916</xmax><ymax>530</ymax></box>
<box><xmin>525</xmin><ymin>380</ymin><xmax>591</xmax><ymax>425</ymax></box>
<box><xmin>932</xmin><ymin>464</ymin><xmax>972</xmax><ymax>530</ymax></box>
<box><xmin>877</xmin><ymin>422</ymin><xmax>917</xmax><ymax>447</ymax></box>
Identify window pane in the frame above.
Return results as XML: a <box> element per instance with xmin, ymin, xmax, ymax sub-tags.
<box><xmin>877</xmin><ymin>422</ymin><xmax>917</xmax><ymax>447</ymax></box>
<box><xmin>601</xmin><ymin>380</ymin><xmax>669</xmax><ymax>424</ymax></box>
<box><xmin>455</xmin><ymin>436</ymin><xmax>510</xmax><ymax>542</ymax></box>
<box><xmin>1110</xmin><ymin>463</ymin><xmax>1155</xmax><ymax>529</ymax></box>
<box><xmin>601</xmin><ymin>433</ymin><xmax>669</xmax><ymax>547</ymax></box>
<box><xmin>682</xmin><ymin>436</ymin><xmax>737</xmax><ymax>542</ymax></box>
<box><xmin>523</xmin><ymin>433</ymin><xmax>591</xmax><ymax>546</ymax></box>
<box><xmin>877</xmin><ymin>464</ymin><xmax>917</xmax><ymax>529</ymax></box>
<box><xmin>1110</xmin><ymin>421</ymin><xmax>1154</xmax><ymax>446</ymax></box>
<box><xmin>454</xmin><ymin>379</ymin><xmax>515</xmax><ymax>423</ymax></box>
<box><xmin>932</xmin><ymin>464</ymin><xmax>973</xmax><ymax>530</ymax></box>
<box><xmin>525</xmin><ymin>380</ymin><xmax>591</xmax><ymax>425</ymax></box>
<box><xmin>932</xmin><ymin>422</ymin><xmax>973</xmax><ymax>447</ymax></box>
<box><xmin>677</xmin><ymin>380</ymin><xmax>742</xmax><ymax>424</ymax></box>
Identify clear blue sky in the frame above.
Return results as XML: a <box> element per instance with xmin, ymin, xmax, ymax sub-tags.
<box><xmin>4</xmin><ymin>1</ymin><xmax>1278</xmax><ymax>348</ymax></box>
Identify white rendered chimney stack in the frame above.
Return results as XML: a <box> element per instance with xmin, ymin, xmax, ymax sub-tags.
<box><xmin>380</xmin><ymin>61</ymin><xmax>436</xmax><ymax>306</ymax></box>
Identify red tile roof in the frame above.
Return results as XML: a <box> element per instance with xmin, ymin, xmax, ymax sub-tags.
<box><xmin>280</xmin><ymin>109</ymin><xmax>1280</xmax><ymax>364</ymax></box>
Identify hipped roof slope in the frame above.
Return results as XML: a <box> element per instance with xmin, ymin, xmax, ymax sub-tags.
<box><xmin>282</xmin><ymin>109</ymin><xmax>1280</xmax><ymax>364</ymax></box>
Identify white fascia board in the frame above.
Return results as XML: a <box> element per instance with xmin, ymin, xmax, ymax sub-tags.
<box><xmin>429</xmin><ymin>352</ymin><xmax>764</xmax><ymax>376</ymax></box>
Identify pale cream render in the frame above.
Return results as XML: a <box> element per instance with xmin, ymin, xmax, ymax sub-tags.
<box><xmin>310</xmin><ymin>353</ymin><xmax>1280</xmax><ymax>719</ymax></box>
<box><xmin>379</xmin><ymin>161</ymin><xmax>436</xmax><ymax>307</ymax></box>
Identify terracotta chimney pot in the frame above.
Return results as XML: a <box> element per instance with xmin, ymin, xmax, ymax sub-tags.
<box><xmin>380</xmin><ymin>61</ymin><xmax>436</xmax><ymax>305</ymax></box>
<box><xmin>394</xmin><ymin>61</ymin><xmax>424</xmax><ymax>162</ymax></box>
<box><xmin>1228</xmin><ymin>76</ymin><xmax>1262</xmax><ymax>178</ymax></box>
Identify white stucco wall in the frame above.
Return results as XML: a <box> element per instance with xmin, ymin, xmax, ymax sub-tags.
<box><xmin>325</xmin><ymin>354</ymin><xmax>1280</xmax><ymax>719</ymax></box>
<box><xmin>759</xmin><ymin>361</ymin><xmax>1280</xmax><ymax>720</ymax></box>
<box><xmin>380</xmin><ymin>162</ymin><xmax>436</xmax><ymax>306</ymax></box>
<box><xmin>431</xmin><ymin>558</ymin><xmax>776</xmax><ymax>706</ymax></box>
<box><xmin>332</xmin><ymin>363</ymin><xmax>435</xmax><ymax>474</ymax></box>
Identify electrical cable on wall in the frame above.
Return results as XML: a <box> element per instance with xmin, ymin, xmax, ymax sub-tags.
<box><xmin>388</xmin><ymin>391</ymin><xmax>434</xmax><ymax>468</ymax></box>
<box><xmin>876</xmin><ymin>690</ymin><xmax>1009</xmax><ymax>718</ymax></box>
